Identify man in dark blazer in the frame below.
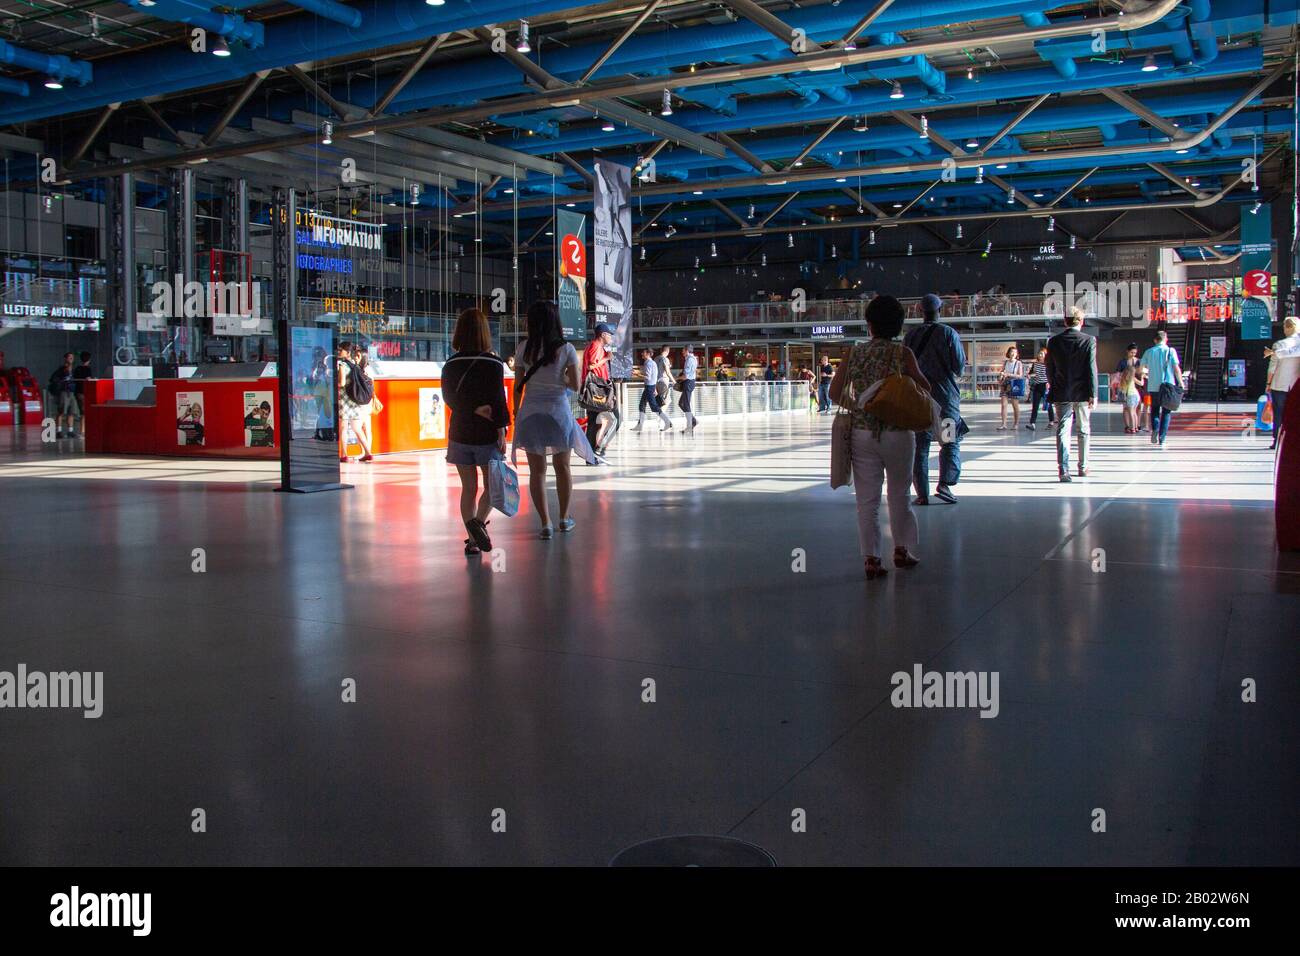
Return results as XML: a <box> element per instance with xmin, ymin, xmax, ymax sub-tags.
<box><xmin>1045</xmin><ymin>307</ymin><xmax>1098</xmax><ymax>482</ymax></box>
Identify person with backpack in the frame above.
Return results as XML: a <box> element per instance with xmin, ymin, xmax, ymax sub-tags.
<box><xmin>513</xmin><ymin>300</ymin><xmax>599</xmax><ymax>540</ymax></box>
<box><xmin>338</xmin><ymin>342</ymin><xmax>375</xmax><ymax>462</ymax></box>
<box><xmin>48</xmin><ymin>352</ymin><xmax>78</xmax><ymax>439</ymax></box>
<box><xmin>442</xmin><ymin>308</ymin><xmax>511</xmax><ymax>556</ymax></box>
<box><xmin>829</xmin><ymin>295</ymin><xmax>931</xmax><ymax>579</ymax></box>
<box><xmin>903</xmin><ymin>293</ymin><xmax>965</xmax><ymax>505</ymax></box>
<box><xmin>581</xmin><ymin>322</ymin><xmax>619</xmax><ymax>457</ymax></box>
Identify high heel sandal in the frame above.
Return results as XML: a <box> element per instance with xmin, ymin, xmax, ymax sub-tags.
<box><xmin>865</xmin><ymin>557</ymin><xmax>888</xmax><ymax>580</ymax></box>
<box><xmin>893</xmin><ymin>547</ymin><xmax>920</xmax><ymax>569</ymax></box>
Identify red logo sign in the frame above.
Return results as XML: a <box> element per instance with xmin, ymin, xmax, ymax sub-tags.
<box><xmin>561</xmin><ymin>235</ymin><xmax>586</xmax><ymax>278</ymax></box>
<box><xmin>1244</xmin><ymin>270</ymin><xmax>1271</xmax><ymax>297</ymax></box>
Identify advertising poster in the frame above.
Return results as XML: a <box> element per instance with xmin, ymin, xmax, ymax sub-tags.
<box><xmin>243</xmin><ymin>390</ymin><xmax>275</xmax><ymax>447</ymax></box>
<box><xmin>556</xmin><ymin>207</ymin><xmax>587</xmax><ymax>341</ymax></box>
<box><xmin>176</xmin><ymin>391</ymin><xmax>205</xmax><ymax>446</ymax></box>
<box><xmin>290</xmin><ymin>325</ymin><xmax>335</xmax><ymax>438</ymax></box>
<box><xmin>419</xmin><ymin>387</ymin><xmax>446</xmax><ymax>441</ymax></box>
<box><xmin>593</xmin><ymin>160</ymin><xmax>634</xmax><ymax>378</ymax></box>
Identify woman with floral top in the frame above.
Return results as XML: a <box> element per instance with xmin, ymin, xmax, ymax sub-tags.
<box><xmin>829</xmin><ymin>295</ymin><xmax>931</xmax><ymax>579</ymax></box>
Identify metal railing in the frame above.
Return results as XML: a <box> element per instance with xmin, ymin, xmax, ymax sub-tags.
<box><xmin>613</xmin><ymin>379</ymin><xmax>814</xmax><ymax>422</ymax></box>
<box><xmin>633</xmin><ymin>292</ymin><xmax>1118</xmax><ymax>329</ymax></box>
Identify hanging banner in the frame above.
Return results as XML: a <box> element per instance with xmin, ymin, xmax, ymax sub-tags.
<box><xmin>593</xmin><ymin>160</ymin><xmax>634</xmax><ymax>378</ymax></box>
<box><xmin>1240</xmin><ymin>204</ymin><xmax>1272</xmax><ymax>273</ymax></box>
<box><xmin>556</xmin><ymin>207</ymin><xmax>587</xmax><ymax>341</ymax></box>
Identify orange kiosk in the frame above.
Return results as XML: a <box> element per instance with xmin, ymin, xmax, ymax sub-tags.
<box><xmin>342</xmin><ymin>362</ymin><xmax>514</xmax><ymax>457</ymax></box>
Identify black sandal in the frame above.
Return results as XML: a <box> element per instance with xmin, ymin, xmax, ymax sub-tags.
<box><xmin>464</xmin><ymin>539</ymin><xmax>480</xmax><ymax>556</ymax></box>
<box><xmin>466</xmin><ymin>518</ymin><xmax>492</xmax><ymax>552</ymax></box>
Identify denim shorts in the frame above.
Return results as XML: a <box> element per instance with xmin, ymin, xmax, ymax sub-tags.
<box><xmin>446</xmin><ymin>441</ymin><xmax>503</xmax><ymax>467</ymax></box>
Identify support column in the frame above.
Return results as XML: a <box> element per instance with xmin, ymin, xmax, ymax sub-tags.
<box><xmin>168</xmin><ymin>167</ymin><xmax>197</xmax><ymax>360</ymax></box>
<box><xmin>105</xmin><ymin>173</ymin><xmax>136</xmax><ymax>367</ymax></box>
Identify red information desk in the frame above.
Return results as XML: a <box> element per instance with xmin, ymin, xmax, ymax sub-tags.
<box><xmin>342</xmin><ymin>370</ymin><xmax>515</xmax><ymax>457</ymax></box>
<box><xmin>86</xmin><ymin>365</ymin><xmax>514</xmax><ymax>459</ymax></box>
<box><xmin>85</xmin><ymin>372</ymin><xmax>281</xmax><ymax>458</ymax></box>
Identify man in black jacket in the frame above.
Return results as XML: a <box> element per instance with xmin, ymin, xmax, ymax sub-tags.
<box><xmin>1045</xmin><ymin>308</ymin><xmax>1098</xmax><ymax>482</ymax></box>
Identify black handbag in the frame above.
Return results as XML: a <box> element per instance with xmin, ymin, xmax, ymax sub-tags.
<box><xmin>579</xmin><ymin>372</ymin><xmax>616</xmax><ymax>413</ymax></box>
<box><xmin>1159</xmin><ymin>381</ymin><xmax>1184</xmax><ymax>411</ymax></box>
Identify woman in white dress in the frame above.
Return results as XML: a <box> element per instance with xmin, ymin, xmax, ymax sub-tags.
<box><xmin>997</xmin><ymin>345</ymin><xmax>1025</xmax><ymax>430</ymax></box>
<box><xmin>513</xmin><ymin>301</ymin><xmax>598</xmax><ymax>539</ymax></box>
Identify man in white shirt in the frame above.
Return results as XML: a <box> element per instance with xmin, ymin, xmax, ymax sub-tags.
<box><xmin>632</xmin><ymin>348</ymin><xmax>673</xmax><ymax>432</ymax></box>
<box><xmin>1265</xmin><ymin>316</ymin><xmax>1300</xmax><ymax>450</ymax></box>
<box><xmin>679</xmin><ymin>347</ymin><xmax>699</xmax><ymax>432</ymax></box>
<box><xmin>1140</xmin><ymin>330</ymin><xmax>1184</xmax><ymax>448</ymax></box>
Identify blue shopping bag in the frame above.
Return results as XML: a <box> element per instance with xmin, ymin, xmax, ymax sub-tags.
<box><xmin>487</xmin><ymin>458</ymin><xmax>520</xmax><ymax>517</ymax></box>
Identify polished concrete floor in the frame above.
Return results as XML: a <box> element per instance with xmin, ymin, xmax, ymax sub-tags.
<box><xmin>0</xmin><ymin>403</ymin><xmax>1295</xmax><ymax>866</ymax></box>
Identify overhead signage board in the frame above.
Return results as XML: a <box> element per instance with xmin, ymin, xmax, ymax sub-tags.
<box><xmin>1</xmin><ymin>302</ymin><xmax>103</xmax><ymax>331</ymax></box>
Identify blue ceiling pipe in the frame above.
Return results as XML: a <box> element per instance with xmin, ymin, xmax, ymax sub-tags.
<box><xmin>367</xmin><ymin>0</ymin><xmax>1056</xmax><ymax>116</ymax></box>
<box><xmin>496</xmin><ymin>46</ymin><xmax>1263</xmax><ymax>159</ymax></box>
<box><xmin>0</xmin><ymin>39</ymin><xmax>93</xmax><ymax>85</ymax></box>
<box><xmin>223</xmin><ymin>0</ymin><xmax>361</xmax><ymax>29</ymax></box>
<box><xmin>120</xmin><ymin>0</ymin><xmax>265</xmax><ymax>49</ymax></box>
<box><xmin>0</xmin><ymin>75</ymin><xmax>30</xmax><ymax>96</ymax></box>
<box><xmin>0</xmin><ymin>0</ymin><xmax>580</xmax><ymax>125</ymax></box>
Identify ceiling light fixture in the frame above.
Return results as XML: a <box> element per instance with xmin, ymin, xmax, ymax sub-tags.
<box><xmin>1069</xmin><ymin>234</ymin><xmax>1077</xmax><ymax>249</ymax></box>
<box><xmin>956</xmin><ymin>223</ymin><xmax>963</xmax><ymax>239</ymax></box>
<box><xmin>211</xmin><ymin>35</ymin><xmax>231</xmax><ymax>57</ymax></box>
<box><xmin>710</xmin><ymin>241</ymin><xmax>718</xmax><ymax>257</ymax></box>
<box><xmin>321</xmin><ymin>121</ymin><xmax>333</xmax><ymax>145</ymax></box>
<box><xmin>43</xmin><ymin>76</ymin><xmax>63</xmax><ymax>89</ymax></box>
<box><xmin>1141</xmin><ymin>53</ymin><xmax>1157</xmax><ymax>72</ymax></box>
<box><xmin>787</xmin><ymin>233</ymin><xmax>794</xmax><ymax>248</ymax></box>
<box><xmin>869</xmin><ymin>229</ymin><xmax>875</xmax><ymax>245</ymax></box>
<box><xmin>665</xmin><ymin>225</ymin><xmax>676</xmax><ymax>238</ymax></box>
<box><xmin>919</xmin><ymin>115</ymin><xmax>929</xmax><ymax>139</ymax></box>
<box><xmin>761</xmin><ymin>252</ymin><xmax>767</xmax><ymax>266</ymax></box>
<box><xmin>661</xmin><ymin>90</ymin><xmax>673</xmax><ymax>116</ymax></box>
<box><xmin>516</xmin><ymin>20</ymin><xmax>531</xmax><ymax>54</ymax></box>
<box><xmin>1047</xmin><ymin>215</ymin><xmax>1055</xmax><ymax>231</ymax></box>
<box><xmin>601</xmin><ymin>118</ymin><xmax>616</xmax><ymax>132</ymax></box>
<box><xmin>889</xmin><ymin>80</ymin><xmax>904</xmax><ymax>99</ymax></box>
<box><xmin>854</xmin><ymin>115</ymin><xmax>869</xmax><ymax>132</ymax></box>
<box><xmin>975</xmin><ymin>166</ymin><xmax>984</xmax><ymax>184</ymax></box>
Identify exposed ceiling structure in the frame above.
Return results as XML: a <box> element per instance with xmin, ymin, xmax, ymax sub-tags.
<box><xmin>1</xmin><ymin>0</ymin><xmax>1296</xmax><ymax>265</ymax></box>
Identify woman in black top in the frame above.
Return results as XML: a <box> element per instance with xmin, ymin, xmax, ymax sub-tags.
<box><xmin>442</xmin><ymin>308</ymin><xmax>511</xmax><ymax>556</ymax></box>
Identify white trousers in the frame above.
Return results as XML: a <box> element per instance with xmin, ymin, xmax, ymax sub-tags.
<box><xmin>850</xmin><ymin>427</ymin><xmax>919</xmax><ymax>559</ymax></box>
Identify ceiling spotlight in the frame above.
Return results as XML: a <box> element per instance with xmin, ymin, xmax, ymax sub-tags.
<box><xmin>503</xmin><ymin>187</ymin><xmax>514</xmax><ymax>194</ymax></box>
<box><xmin>1251</xmin><ymin>180</ymin><xmax>1259</xmax><ymax>193</ymax></box>
<box><xmin>995</xmin><ymin>163</ymin><xmax>1008</xmax><ymax>169</ymax></box>
<box><xmin>761</xmin><ymin>252</ymin><xmax>767</xmax><ymax>266</ymax></box>
<box><xmin>835</xmin><ymin>177</ymin><xmax>847</xmax><ymax>183</ymax></box>
<box><xmin>43</xmin><ymin>76</ymin><xmax>64</xmax><ymax>89</ymax></box>
<box><xmin>831</xmin><ymin>243</ymin><xmax>838</xmax><ymax>258</ymax></box>
<box><xmin>907</xmin><ymin>242</ymin><xmax>913</xmax><ymax>256</ymax></box>
<box><xmin>661</xmin><ymin>89</ymin><xmax>673</xmax><ymax>116</ymax></box>
<box><xmin>1069</xmin><ymin>234</ymin><xmax>1077</xmax><ymax>249</ymax></box>
<box><xmin>844</xmin><ymin>37</ymin><xmax>857</xmax><ymax>52</ymax></box>
<box><xmin>1141</xmin><ymin>53</ymin><xmax>1157</xmax><ymax>72</ymax></box>
<box><xmin>321</xmin><ymin>121</ymin><xmax>333</xmax><ymax>145</ymax></box>
<box><xmin>410</xmin><ymin>183</ymin><xmax>420</xmax><ymax>205</ymax></box>
<box><xmin>43</xmin><ymin>194</ymin><xmax>52</xmax><ymax>213</ymax></box>
<box><xmin>90</xmin><ymin>13</ymin><xmax>100</xmax><ymax>38</ymax></box>
<box><xmin>1033</xmin><ymin>190</ymin><xmax>1045</xmax><ymax>198</ymax></box>
<box><xmin>985</xmin><ymin>239</ymin><xmax>992</xmax><ymax>254</ymax></box>
<box><xmin>516</xmin><ymin>20</ymin><xmax>531</xmax><ymax>54</ymax></box>
<box><xmin>975</xmin><ymin>166</ymin><xmax>984</xmax><ymax>184</ymax></box>
<box><xmin>601</xmin><ymin>118</ymin><xmax>616</xmax><ymax>132</ymax></box>
<box><xmin>966</xmin><ymin>67</ymin><xmax>974</xmax><ymax>81</ymax></box>
<box><xmin>854</xmin><ymin>115</ymin><xmax>869</xmax><ymax>132</ymax></box>
<box><xmin>710</xmin><ymin>241</ymin><xmax>718</xmax><ymax>257</ymax></box>
<box><xmin>1007</xmin><ymin>186</ymin><xmax>1015</xmax><ymax>204</ymax></box>
<box><xmin>565</xmin><ymin>202</ymin><xmax>576</xmax><ymax>207</ymax></box>
<box><xmin>889</xmin><ymin>80</ymin><xmax>904</xmax><ymax>100</ymax></box>
<box><xmin>641</xmin><ymin>246</ymin><xmax>646</xmax><ymax>261</ymax></box>
<box><xmin>919</xmin><ymin>115</ymin><xmax>929</xmax><ymax>139</ymax></box>
<box><xmin>956</xmin><ymin>222</ymin><xmax>963</xmax><ymax>239</ymax></box>
<box><xmin>1175</xmin><ymin>147</ymin><xmax>1189</xmax><ymax>154</ymax></box>
<box><xmin>211</xmin><ymin>35</ymin><xmax>231</xmax><ymax>57</ymax></box>
<box><xmin>1047</xmin><ymin>215</ymin><xmax>1055</xmax><ymax>231</ymax></box>
<box><xmin>1251</xmin><ymin>201</ymin><xmax>1261</xmax><ymax>214</ymax></box>
<box><xmin>425</xmin><ymin>0</ymin><xmax>446</xmax><ymax>5</ymax></box>
<box><xmin>965</xmin><ymin>135</ymin><xmax>979</xmax><ymax>149</ymax></box>
<box><xmin>856</xmin><ymin>204</ymin><xmax>863</xmax><ymax>214</ymax></box>
<box><xmin>869</xmin><ymin>228</ymin><xmax>876</xmax><ymax>245</ymax></box>
<box><xmin>747</xmin><ymin>204</ymin><xmax>756</xmax><ymax>219</ymax></box>
<box><xmin>665</xmin><ymin>225</ymin><xmax>676</xmax><ymax>238</ymax></box>
<box><xmin>787</xmin><ymin>233</ymin><xmax>794</xmax><ymax>248</ymax></box>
